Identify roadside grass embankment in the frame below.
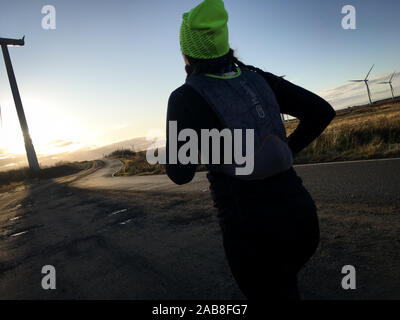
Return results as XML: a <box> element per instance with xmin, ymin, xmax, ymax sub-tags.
<box><xmin>0</xmin><ymin>161</ymin><xmax>97</xmax><ymax>193</ymax></box>
<box><xmin>107</xmin><ymin>149</ymin><xmax>166</xmax><ymax>176</ymax></box>
<box><xmin>287</xmin><ymin>101</ymin><xmax>400</xmax><ymax>164</ymax></box>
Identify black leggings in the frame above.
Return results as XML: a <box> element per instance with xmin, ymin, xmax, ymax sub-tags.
<box><xmin>208</xmin><ymin>168</ymin><xmax>320</xmax><ymax>300</ymax></box>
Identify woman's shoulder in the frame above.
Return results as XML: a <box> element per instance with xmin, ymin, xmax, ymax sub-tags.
<box><xmin>169</xmin><ymin>83</ymin><xmax>199</xmax><ymax>101</ymax></box>
<box><xmin>168</xmin><ymin>83</ymin><xmax>206</xmax><ymax>113</ymax></box>
<box><xmin>256</xmin><ymin>70</ymin><xmax>285</xmax><ymax>92</ymax></box>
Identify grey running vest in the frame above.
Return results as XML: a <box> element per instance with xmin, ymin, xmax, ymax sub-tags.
<box><xmin>186</xmin><ymin>67</ymin><xmax>293</xmax><ymax>180</ymax></box>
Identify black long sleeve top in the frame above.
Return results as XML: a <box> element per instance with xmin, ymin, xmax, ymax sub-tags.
<box><xmin>166</xmin><ymin>69</ymin><xmax>336</xmax><ymax>185</ymax></box>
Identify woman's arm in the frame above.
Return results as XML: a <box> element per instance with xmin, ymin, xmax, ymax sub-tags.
<box><xmin>165</xmin><ymin>86</ymin><xmax>198</xmax><ymax>185</ymax></box>
<box><xmin>262</xmin><ymin>72</ymin><xmax>336</xmax><ymax>155</ymax></box>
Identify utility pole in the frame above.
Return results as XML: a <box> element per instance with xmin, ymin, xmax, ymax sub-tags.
<box><xmin>1</xmin><ymin>36</ymin><xmax>40</xmax><ymax>170</ymax></box>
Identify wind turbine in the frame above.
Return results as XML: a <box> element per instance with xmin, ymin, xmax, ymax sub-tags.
<box><xmin>0</xmin><ymin>36</ymin><xmax>40</xmax><ymax>170</ymax></box>
<box><xmin>349</xmin><ymin>64</ymin><xmax>375</xmax><ymax>104</ymax></box>
<box><xmin>378</xmin><ymin>72</ymin><xmax>396</xmax><ymax>99</ymax></box>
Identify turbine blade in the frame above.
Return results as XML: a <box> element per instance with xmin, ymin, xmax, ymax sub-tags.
<box><xmin>365</xmin><ymin>64</ymin><xmax>374</xmax><ymax>80</ymax></box>
<box><xmin>390</xmin><ymin>72</ymin><xmax>395</xmax><ymax>82</ymax></box>
<box><xmin>349</xmin><ymin>80</ymin><xmax>364</xmax><ymax>82</ymax></box>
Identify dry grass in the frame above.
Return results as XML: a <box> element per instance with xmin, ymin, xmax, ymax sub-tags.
<box><xmin>286</xmin><ymin>101</ymin><xmax>400</xmax><ymax>164</ymax></box>
<box><xmin>108</xmin><ymin>149</ymin><xmax>208</xmax><ymax>176</ymax></box>
<box><xmin>0</xmin><ymin>161</ymin><xmax>94</xmax><ymax>193</ymax></box>
<box><xmin>109</xmin><ymin>149</ymin><xmax>166</xmax><ymax>176</ymax></box>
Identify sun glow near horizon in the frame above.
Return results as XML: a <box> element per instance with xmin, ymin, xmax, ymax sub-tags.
<box><xmin>0</xmin><ymin>94</ymin><xmax>162</xmax><ymax>162</ymax></box>
<box><xmin>0</xmin><ymin>96</ymin><xmax>91</xmax><ymax>156</ymax></box>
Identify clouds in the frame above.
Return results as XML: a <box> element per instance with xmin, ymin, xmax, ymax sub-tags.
<box><xmin>0</xmin><ymin>153</ymin><xmax>27</xmax><ymax>169</ymax></box>
<box><xmin>38</xmin><ymin>139</ymin><xmax>83</xmax><ymax>157</ymax></box>
<box><xmin>48</xmin><ymin>140</ymin><xmax>75</xmax><ymax>148</ymax></box>
<box><xmin>319</xmin><ymin>71</ymin><xmax>400</xmax><ymax>109</ymax></box>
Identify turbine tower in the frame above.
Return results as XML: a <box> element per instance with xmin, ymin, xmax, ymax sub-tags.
<box><xmin>0</xmin><ymin>36</ymin><xmax>40</xmax><ymax>170</ymax></box>
<box><xmin>349</xmin><ymin>64</ymin><xmax>375</xmax><ymax>105</ymax></box>
<box><xmin>378</xmin><ymin>72</ymin><xmax>396</xmax><ymax>99</ymax></box>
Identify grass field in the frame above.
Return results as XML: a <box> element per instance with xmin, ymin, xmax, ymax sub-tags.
<box><xmin>287</xmin><ymin>99</ymin><xmax>400</xmax><ymax>164</ymax></box>
<box><xmin>111</xmin><ymin>99</ymin><xmax>400</xmax><ymax>176</ymax></box>
<box><xmin>0</xmin><ymin>161</ymin><xmax>95</xmax><ymax>193</ymax></box>
<box><xmin>108</xmin><ymin>149</ymin><xmax>167</xmax><ymax>176</ymax></box>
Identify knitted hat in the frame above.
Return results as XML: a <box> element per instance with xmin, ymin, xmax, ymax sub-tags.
<box><xmin>180</xmin><ymin>0</ymin><xmax>230</xmax><ymax>59</ymax></box>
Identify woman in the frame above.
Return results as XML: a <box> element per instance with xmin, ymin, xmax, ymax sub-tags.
<box><xmin>166</xmin><ymin>0</ymin><xmax>336</xmax><ymax>300</ymax></box>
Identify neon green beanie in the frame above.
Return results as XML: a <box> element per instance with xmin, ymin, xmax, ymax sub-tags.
<box><xmin>180</xmin><ymin>0</ymin><xmax>230</xmax><ymax>59</ymax></box>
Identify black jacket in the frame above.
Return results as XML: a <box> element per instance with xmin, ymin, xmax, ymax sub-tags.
<box><xmin>166</xmin><ymin>69</ymin><xmax>336</xmax><ymax>185</ymax></box>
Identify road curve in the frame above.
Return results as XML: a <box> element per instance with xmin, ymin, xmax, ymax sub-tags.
<box><xmin>72</xmin><ymin>158</ymin><xmax>209</xmax><ymax>193</ymax></box>
<box><xmin>74</xmin><ymin>157</ymin><xmax>400</xmax><ymax>205</ymax></box>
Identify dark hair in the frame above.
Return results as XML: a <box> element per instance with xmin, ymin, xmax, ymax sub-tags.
<box><xmin>185</xmin><ymin>49</ymin><xmax>266</xmax><ymax>76</ymax></box>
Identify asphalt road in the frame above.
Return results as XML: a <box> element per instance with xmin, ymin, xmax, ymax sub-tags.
<box><xmin>75</xmin><ymin>158</ymin><xmax>400</xmax><ymax>205</ymax></box>
<box><xmin>0</xmin><ymin>158</ymin><xmax>399</xmax><ymax>299</ymax></box>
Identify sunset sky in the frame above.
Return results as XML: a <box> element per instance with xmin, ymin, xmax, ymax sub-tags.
<box><xmin>0</xmin><ymin>0</ymin><xmax>399</xmax><ymax>169</ymax></box>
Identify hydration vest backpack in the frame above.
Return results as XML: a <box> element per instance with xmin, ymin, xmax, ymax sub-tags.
<box><xmin>185</xmin><ymin>67</ymin><xmax>293</xmax><ymax>180</ymax></box>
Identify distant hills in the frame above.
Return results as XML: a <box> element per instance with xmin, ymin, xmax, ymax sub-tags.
<box><xmin>0</xmin><ymin>136</ymin><xmax>166</xmax><ymax>171</ymax></box>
